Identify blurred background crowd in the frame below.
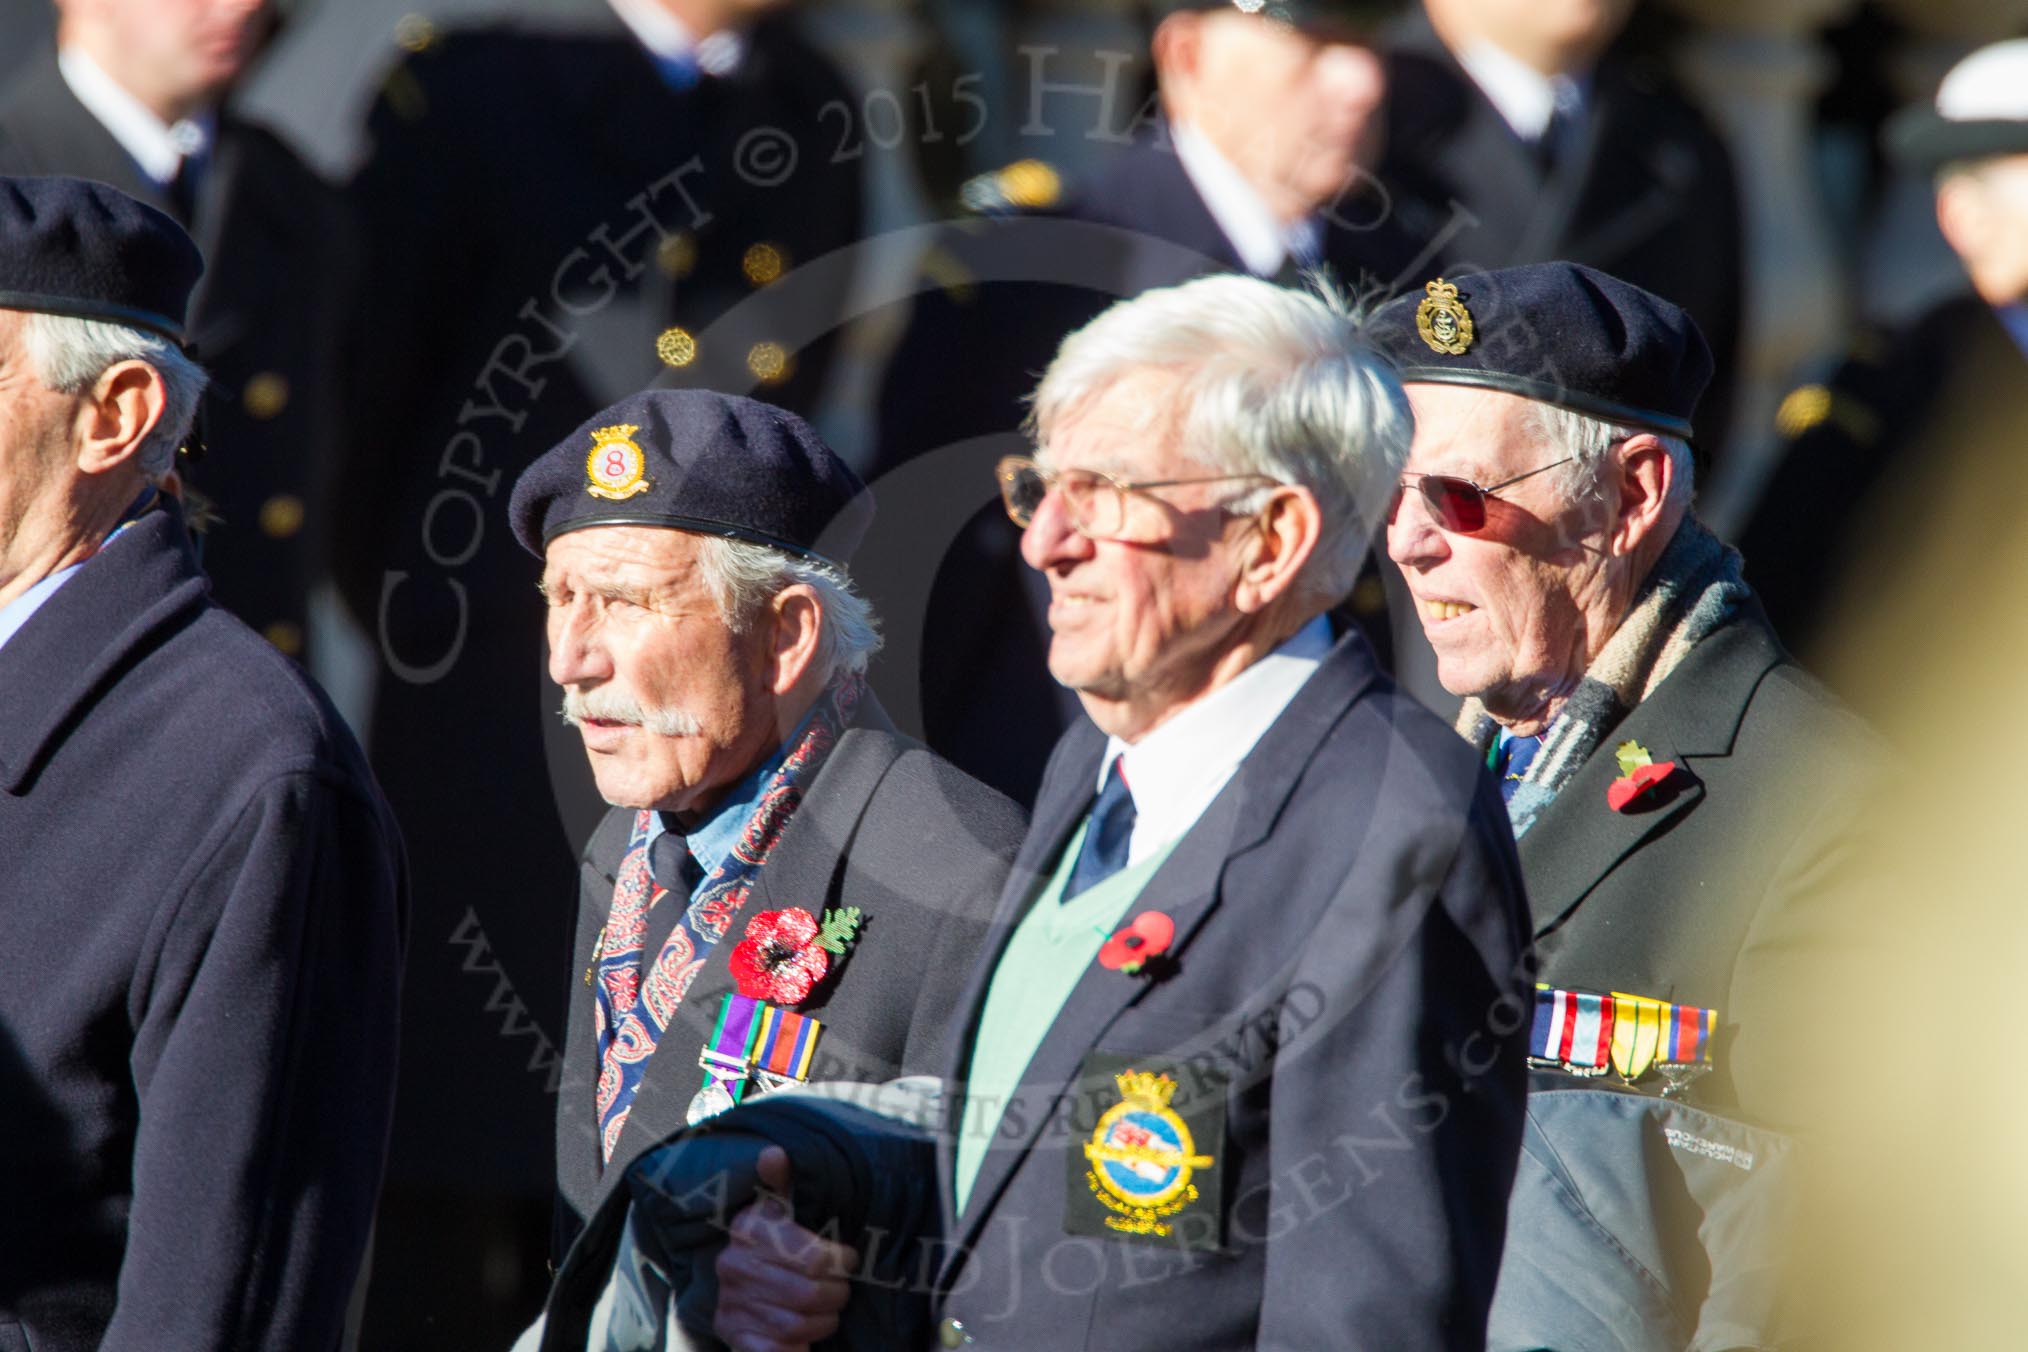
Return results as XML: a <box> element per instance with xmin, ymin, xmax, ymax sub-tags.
<box><xmin>1</xmin><ymin>0</ymin><xmax>2022</xmax><ymax>1346</ymax></box>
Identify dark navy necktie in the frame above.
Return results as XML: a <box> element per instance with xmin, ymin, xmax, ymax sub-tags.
<box><xmin>641</xmin><ymin>826</ymin><xmax>705</xmax><ymax>969</ymax></box>
<box><xmin>1496</xmin><ymin>734</ymin><xmax>1544</xmax><ymax>804</ymax></box>
<box><xmin>1063</xmin><ymin>757</ymin><xmax>1136</xmax><ymax>902</ymax></box>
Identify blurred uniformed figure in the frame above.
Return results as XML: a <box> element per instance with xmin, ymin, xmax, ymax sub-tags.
<box><xmin>1379</xmin><ymin>0</ymin><xmax>1744</xmax><ymax>462</ymax></box>
<box><xmin>865</xmin><ymin>0</ymin><xmax>1421</xmax><ymax>808</ymax></box>
<box><xmin>337</xmin><ymin>1</ymin><xmax>864</xmax><ymax>1343</ymax></box>
<box><xmin>0</xmin><ymin>0</ymin><xmax>344</xmax><ymax>664</ymax></box>
<box><xmin>1741</xmin><ymin>39</ymin><xmax>2028</xmax><ymax>679</ymax></box>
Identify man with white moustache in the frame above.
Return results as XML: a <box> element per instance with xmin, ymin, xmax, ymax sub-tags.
<box><xmin>506</xmin><ymin>389</ymin><xmax>1025</xmax><ymax>1260</ymax></box>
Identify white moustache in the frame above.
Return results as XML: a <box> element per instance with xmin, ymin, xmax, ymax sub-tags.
<box><xmin>559</xmin><ymin>688</ymin><xmax>702</xmax><ymax>738</ymax></box>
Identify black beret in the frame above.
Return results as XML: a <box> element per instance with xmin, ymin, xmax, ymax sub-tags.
<box><xmin>1364</xmin><ymin>262</ymin><xmax>1713</xmax><ymax>441</ymax></box>
<box><xmin>509</xmin><ymin>389</ymin><xmax>873</xmax><ymax>567</ymax></box>
<box><xmin>0</xmin><ymin>176</ymin><xmax>202</xmax><ymax>342</ymax></box>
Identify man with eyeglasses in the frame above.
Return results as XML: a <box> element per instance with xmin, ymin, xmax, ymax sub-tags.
<box><xmin>711</xmin><ymin>271</ymin><xmax>1532</xmax><ymax>1351</ymax></box>
<box><xmin>1369</xmin><ymin>261</ymin><xmax>1883</xmax><ymax>1348</ymax></box>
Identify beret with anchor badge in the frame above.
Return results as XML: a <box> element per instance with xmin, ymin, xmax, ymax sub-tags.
<box><xmin>1364</xmin><ymin>261</ymin><xmax>1715</xmax><ymax>441</ymax></box>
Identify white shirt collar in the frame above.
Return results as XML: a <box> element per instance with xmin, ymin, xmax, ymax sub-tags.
<box><xmin>607</xmin><ymin>0</ymin><xmax>746</xmax><ymax>80</ymax></box>
<box><xmin>1453</xmin><ymin>40</ymin><xmax>1586</xmax><ymax>143</ymax></box>
<box><xmin>1101</xmin><ymin>614</ymin><xmax>1334</xmax><ymax>865</ymax></box>
<box><xmin>1169</xmin><ymin>121</ymin><xmax>1320</xmax><ymax>278</ymax></box>
<box><xmin>57</xmin><ymin>46</ymin><xmax>212</xmax><ymax>187</ymax></box>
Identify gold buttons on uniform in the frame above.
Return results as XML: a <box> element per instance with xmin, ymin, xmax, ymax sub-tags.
<box><xmin>656</xmin><ymin>327</ymin><xmax>697</xmax><ymax>368</ymax></box>
<box><xmin>263</xmin><ymin>621</ymin><xmax>304</xmax><ymax>656</ymax></box>
<box><xmin>260</xmin><ymin>494</ymin><xmax>305</xmax><ymax>539</ymax></box>
<box><xmin>745</xmin><ymin>342</ymin><xmax>791</xmax><ymax>385</ymax></box>
<box><xmin>242</xmin><ymin>371</ymin><xmax>289</xmax><ymax>420</ymax></box>
<box><xmin>393</xmin><ymin>14</ymin><xmax>436</xmax><ymax>53</ymax></box>
<box><xmin>657</xmin><ymin>233</ymin><xmax>698</xmax><ymax>280</ymax></box>
<box><xmin>1351</xmin><ymin>574</ymin><xmax>1387</xmax><ymax>615</ymax></box>
<box><xmin>937</xmin><ymin>1316</ymin><xmax>970</xmax><ymax>1348</ymax></box>
<box><xmin>1775</xmin><ymin>384</ymin><xmax>1832</xmax><ymax>440</ymax></box>
<box><xmin>741</xmin><ymin>242</ymin><xmax>786</xmax><ymax>286</ymax></box>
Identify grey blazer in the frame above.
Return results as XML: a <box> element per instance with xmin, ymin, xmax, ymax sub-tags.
<box><xmin>553</xmin><ymin>699</ymin><xmax>1024</xmax><ymax>1248</ymax></box>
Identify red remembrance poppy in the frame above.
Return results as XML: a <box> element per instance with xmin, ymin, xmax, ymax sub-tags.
<box><xmin>1098</xmin><ymin>911</ymin><xmax>1175</xmax><ymax>975</ymax></box>
<box><xmin>729</xmin><ymin>907</ymin><xmax>831</xmax><ymax>1005</ymax></box>
<box><xmin>1606</xmin><ymin>760</ymin><xmax>1679</xmax><ymax>812</ymax></box>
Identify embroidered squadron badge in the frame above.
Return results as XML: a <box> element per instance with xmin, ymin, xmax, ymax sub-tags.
<box><xmin>585</xmin><ymin>424</ymin><xmax>650</xmax><ymax>500</ymax></box>
<box><xmin>1415</xmin><ymin>278</ymin><xmax>1475</xmax><ymax>356</ymax></box>
<box><xmin>1082</xmin><ymin>1070</ymin><xmax>1214</xmax><ymax>1237</ymax></box>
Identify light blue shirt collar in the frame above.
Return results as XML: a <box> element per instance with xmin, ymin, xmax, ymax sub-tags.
<box><xmin>641</xmin><ymin>711</ymin><xmax>812</xmax><ymax>897</ymax></box>
<box><xmin>0</xmin><ymin>563</ymin><xmax>85</xmax><ymax>654</ymax></box>
<box><xmin>1996</xmin><ymin>303</ymin><xmax>2028</xmax><ymax>363</ymax></box>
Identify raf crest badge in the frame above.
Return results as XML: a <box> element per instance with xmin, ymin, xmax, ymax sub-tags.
<box><xmin>585</xmin><ymin>424</ymin><xmax>650</xmax><ymax>501</ymax></box>
<box><xmin>1081</xmin><ymin>1069</ymin><xmax>1215</xmax><ymax>1239</ymax></box>
<box><xmin>1415</xmin><ymin>278</ymin><xmax>1475</xmax><ymax>356</ymax></box>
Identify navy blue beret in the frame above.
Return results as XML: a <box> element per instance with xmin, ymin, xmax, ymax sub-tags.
<box><xmin>0</xmin><ymin>176</ymin><xmax>202</xmax><ymax>342</ymax></box>
<box><xmin>1365</xmin><ymin>262</ymin><xmax>1713</xmax><ymax>441</ymax></box>
<box><xmin>509</xmin><ymin>390</ymin><xmax>873</xmax><ymax>567</ymax></box>
<box><xmin>1163</xmin><ymin>0</ymin><xmax>1407</xmax><ymax>39</ymax></box>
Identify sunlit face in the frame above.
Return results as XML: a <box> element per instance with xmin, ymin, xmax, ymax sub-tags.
<box><xmin>61</xmin><ymin>0</ymin><xmax>270</xmax><ymax>107</ymax></box>
<box><xmin>1182</xmin><ymin>12</ymin><xmax>1387</xmax><ymax>218</ymax></box>
<box><xmin>1019</xmin><ymin>368</ymin><xmax>1263</xmax><ymax>738</ymax></box>
<box><xmin>542</xmin><ymin>526</ymin><xmax>778</xmax><ymax>816</ymax></box>
<box><xmin>1385</xmin><ymin>383</ymin><xmax>1622</xmax><ymax>728</ymax></box>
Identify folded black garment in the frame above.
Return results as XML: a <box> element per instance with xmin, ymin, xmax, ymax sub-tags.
<box><xmin>536</xmin><ymin>1084</ymin><xmax>943</xmax><ymax>1352</ymax></box>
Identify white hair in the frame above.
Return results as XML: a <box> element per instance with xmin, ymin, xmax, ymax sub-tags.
<box><xmin>692</xmin><ymin>535</ymin><xmax>883</xmax><ymax>681</ymax></box>
<box><xmin>21</xmin><ymin>311</ymin><xmax>207</xmax><ymax>481</ymax></box>
<box><xmin>1028</xmin><ymin>272</ymin><xmax>1413</xmax><ymax>607</ymax></box>
<box><xmin>1528</xmin><ymin>402</ymin><xmax>1695</xmax><ymax>513</ymax></box>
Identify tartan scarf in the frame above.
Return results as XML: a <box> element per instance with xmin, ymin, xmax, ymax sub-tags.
<box><xmin>1456</xmin><ymin>520</ymin><xmax>1749</xmax><ymax>839</ymax></box>
<box><xmin>592</xmin><ymin>674</ymin><xmax>863</xmax><ymax>1164</ymax></box>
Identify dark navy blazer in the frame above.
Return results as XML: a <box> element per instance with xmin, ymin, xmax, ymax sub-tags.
<box><xmin>0</xmin><ymin>505</ymin><xmax>407</xmax><ymax>1352</ymax></box>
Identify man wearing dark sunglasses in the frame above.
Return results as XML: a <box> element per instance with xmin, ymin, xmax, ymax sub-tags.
<box><xmin>1368</xmin><ymin>261</ymin><xmax>1883</xmax><ymax>1349</ymax></box>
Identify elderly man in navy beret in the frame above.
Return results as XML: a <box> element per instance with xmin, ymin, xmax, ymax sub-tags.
<box><xmin>507</xmin><ymin>390</ymin><xmax>1025</xmax><ymax>1270</ymax></box>
<box><xmin>1369</xmin><ymin>261</ymin><xmax>1884</xmax><ymax>1348</ymax></box>
<box><xmin>0</xmin><ymin>176</ymin><xmax>407</xmax><ymax>1351</ymax></box>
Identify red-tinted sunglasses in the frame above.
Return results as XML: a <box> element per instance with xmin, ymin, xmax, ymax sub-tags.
<box><xmin>1392</xmin><ymin>456</ymin><xmax>1575</xmax><ymax>535</ymax></box>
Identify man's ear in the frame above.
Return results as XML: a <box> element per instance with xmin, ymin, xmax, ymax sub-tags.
<box><xmin>1609</xmin><ymin>435</ymin><xmax>1675</xmax><ymax>557</ymax></box>
<box><xmin>1150</xmin><ymin>12</ymin><xmax>1204</xmax><ymax>95</ymax></box>
<box><xmin>765</xmin><ymin>583</ymin><xmax>825</xmax><ymax>697</ymax></box>
<box><xmin>74</xmin><ymin>359</ymin><xmax>167</xmax><ymax>478</ymax></box>
<box><xmin>1234</xmin><ymin>485</ymin><xmax>1322</xmax><ymax>615</ymax></box>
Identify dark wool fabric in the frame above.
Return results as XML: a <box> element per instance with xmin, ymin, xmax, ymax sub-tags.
<box><xmin>0</xmin><ymin>174</ymin><xmax>201</xmax><ymax>339</ymax></box>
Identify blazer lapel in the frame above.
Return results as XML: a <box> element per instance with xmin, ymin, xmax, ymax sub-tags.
<box><xmin>1519</xmin><ymin>608</ymin><xmax>1786</xmax><ymax>938</ymax></box>
<box><xmin>941</xmin><ymin>633</ymin><xmax>1379</xmax><ymax>1272</ymax></box>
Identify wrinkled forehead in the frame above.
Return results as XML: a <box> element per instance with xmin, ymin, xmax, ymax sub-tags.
<box><xmin>541</xmin><ymin>522</ymin><xmax>705</xmax><ymax>587</ymax></box>
<box><xmin>1402</xmin><ymin>382</ymin><xmax>1553</xmax><ymax>477</ymax></box>
<box><xmin>1034</xmin><ymin>370</ymin><xmax>1189</xmax><ymax>476</ymax></box>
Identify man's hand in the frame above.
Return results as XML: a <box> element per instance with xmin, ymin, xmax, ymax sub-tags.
<box><xmin>714</xmin><ymin>1145</ymin><xmax>860</xmax><ymax>1352</ymax></box>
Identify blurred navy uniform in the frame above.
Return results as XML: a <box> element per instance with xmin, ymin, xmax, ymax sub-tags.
<box><xmin>1743</xmin><ymin>42</ymin><xmax>2028</xmax><ymax>676</ymax></box>
<box><xmin>0</xmin><ymin>177</ymin><xmax>405</xmax><ymax>1352</ymax></box>
<box><xmin>0</xmin><ymin>39</ymin><xmax>347</xmax><ymax>661</ymax></box>
<box><xmin>337</xmin><ymin>8</ymin><xmax>864</xmax><ymax>1327</ymax></box>
<box><xmin>1381</xmin><ymin>5</ymin><xmax>1745</xmax><ymax>458</ymax></box>
<box><xmin>864</xmin><ymin>0</ymin><xmax>1422</xmax><ymax>807</ymax></box>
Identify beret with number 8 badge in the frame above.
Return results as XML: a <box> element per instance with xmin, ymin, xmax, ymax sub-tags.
<box><xmin>508</xmin><ymin>389</ymin><xmax>874</xmax><ymax>567</ymax></box>
<box><xmin>1363</xmin><ymin>261</ymin><xmax>1714</xmax><ymax>441</ymax></box>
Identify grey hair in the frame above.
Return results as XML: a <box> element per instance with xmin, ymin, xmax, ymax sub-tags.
<box><xmin>1528</xmin><ymin>402</ymin><xmax>1696</xmax><ymax>514</ymax></box>
<box><xmin>1027</xmin><ymin>272</ymin><xmax>1413</xmax><ymax>608</ymax></box>
<box><xmin>21</xmin><ymin>311</ymin><xmax>206</xmax><ymax>481</ymax></box>
<box><xmin>692</xmin><ymin>535</ymin><xmax>883</xmax><ymax>681</ymax></box>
